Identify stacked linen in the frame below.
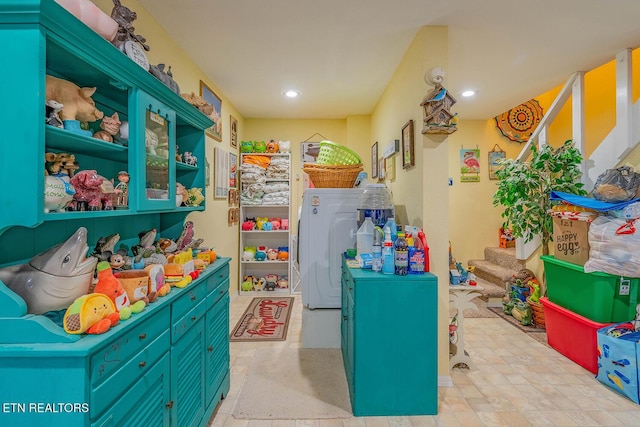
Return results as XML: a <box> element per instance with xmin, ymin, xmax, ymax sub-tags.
<box><xmin>266</xmin><ymin>156</ymin><xmax>290</xmax><ymax>180</ymax></box>
<box><xmin>240</xmin><ymin>162</ymin><xmax>266</xmax><ymax>204</ymax></box>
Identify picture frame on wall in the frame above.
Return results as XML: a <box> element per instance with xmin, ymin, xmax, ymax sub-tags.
<box><xmin>200</xmin><ymin>80</ymin><xmax>222</xmax><ymax>141</ymax></box>
<box><xmin>214</xmin><ymin>146</ymin><xmax>229</xmax><ymax>198</ymax></box>
<box><xmin>230</xmin><ymin>115</ymin><xmax>238</xmax><ymax>148</ymax></box>
<box><xmin>402</xmin><ymin>119</ymin><xmax>415</xmax><ymax>169</ymax></box>
<box><xmin>371</xmin><ymin>142</ymin><xmax>378</xmax><ymax>178</ymax></box>
<box><xmin>229</xmin><ymin>152</ymin><xmax>237</xmax><ymax>188</ymax></box>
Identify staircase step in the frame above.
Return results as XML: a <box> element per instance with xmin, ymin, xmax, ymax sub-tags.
<box><xmin>474</xmin><ymin>277</ymin><xmax>506</xmax><ymax>308</ymax></box>
<box><xmin>468</xmin><ymin>259</ymin><xmax>515</xmax><ymax>286</ymax></box>
<box><xmin>484</xmin><ymin>247</ymin><xmax>527</xmax><ymax>271</ymax></box>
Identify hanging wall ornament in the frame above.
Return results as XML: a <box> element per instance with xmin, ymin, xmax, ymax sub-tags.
<box><xmin>488</xmin><ymin>144</ymin><xmax>506</xmax><ymax>180</ymax></box>
<box><xmin>460</xmin><ymin>147</ymin><xmax>480</xmax><ymax>182</ymax></box>
<box><xmin>494</xmin><ymin>99</ymin><xmax>543</xmax><ymax>143</ymax></box>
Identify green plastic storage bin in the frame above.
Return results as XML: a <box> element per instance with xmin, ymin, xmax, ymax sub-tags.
<box><xmin>541</xmin><ymin>255</ymin><xmax>639</xmax><ymax>323</ymax></box>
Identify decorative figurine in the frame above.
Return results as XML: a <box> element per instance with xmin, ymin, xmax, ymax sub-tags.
<box><xmin>45</xmin><ymin>99</ymin><xmax>64</xmax><ymax>128</ymax></box>
<box><xmin>70</xmin><ymin>170</ymin><xmax>115</xmax><ymax>211</ymax></box>
<box><xmin>110</xmin><ymin>0</ymin><xmax>149</xmax><ymax>52</ymax></box>
<box><xmin>0</xmin><ymin>227</ymin><xmax>97</xmax><ymax>314</ymax></box>
<box><xmin>420</xmin><ymin>67</ymin><xmax>458</xmax><ymax>135</ymax></box>
<box><xmin>113</xmin><ymin>170</ymin><xmax>129</xmax><ymax>209</ymax></box>
<box><xmin>181</xmin><ymin>92</ymin><xmax>213</xmax><ymax>115</ymax></box>
<box><xmin>93</xmin><ymin>112</ymin><xmax>122</xmax><ymax>143</ymax></box>
<box><xmin>45</xmin><ymin>152</ymin><xmax>79</xmax><ymax>178</ymax></box>
<box><xmin>45</xmin><ymin>75</ymin><xmax>104</xmax><ymax>135</ymax></box>
<box><xmin>183</xmin><ymin>151</ymin><xmax>197</xmax><ymax>166</ymax></box>
<box><xmin>149</xmin><ymin>64</ymin><xmax>180</xmax><ymax>95</ymax></box>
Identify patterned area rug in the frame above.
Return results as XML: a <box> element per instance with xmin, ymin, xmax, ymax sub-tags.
<box><xmin>449</xmin><ymin>297</ymin><xmax>499</xmax><ymax>319</ymax></box>
<box><xmin>230</xmin><ymin>297</ymin><xmax>293</xmax><ymax>342</ymax></box>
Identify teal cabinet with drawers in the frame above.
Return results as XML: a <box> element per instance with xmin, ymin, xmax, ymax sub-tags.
<box><xmin>341</xmin><ymin>258</ymin><xmax>438</xmax><ymax>416</ymax></box>
<box><xmin>0</xmin><ymin>1</ymin><xmax>229</xmax><ymax>426</ymax></box>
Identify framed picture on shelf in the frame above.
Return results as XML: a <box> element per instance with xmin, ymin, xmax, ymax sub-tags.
<box><xmin>402</xmin><ymin>119</ymin><xmax>415</xmax><ymax>169</ymax></box>
<box><xmin>200</xmin><ymin>80</ymin><xmax>222</xmax><ymax>141</ymax></box>
<box><xmin>378</xmin><ymin>158</ymin><xmax>385</xmax><ymax>180</ymax></box>
<box><xmin>230</xmin><ymin>115</ymin><xmax>238</xmax><ymax>148</ymax></box>
<box><xmin>371</xmin><ymin>142</ymin><xmax>378</xmax><ymax>178</ymax></box>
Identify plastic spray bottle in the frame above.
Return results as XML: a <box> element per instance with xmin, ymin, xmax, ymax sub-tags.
<box><xmin>394</xmin><ymin>232</ymin><xmax>408</xmax><ymax>276</ymax></box>
<box><xmin>381</xmin><ymin>227</ymin><xmax>395</xmax><ymax>275</ymax></box>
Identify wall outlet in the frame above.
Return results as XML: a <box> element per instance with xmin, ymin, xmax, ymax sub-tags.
<box><xmin>620</xmin><ymin>279</ymin><xmax>631</xmax><ymax>296</ymax></box>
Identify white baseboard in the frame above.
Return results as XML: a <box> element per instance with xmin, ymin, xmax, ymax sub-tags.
<box><xmin>438</xmin><ymin>375</ymin><xmax>454</xmax><ymax>387</ymax></box>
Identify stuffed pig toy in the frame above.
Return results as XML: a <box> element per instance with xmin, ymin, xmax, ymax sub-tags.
<box><xmin>46</xmin><ymin>75</ymin><xmax>104</xmax><ymax>123</ymax></box>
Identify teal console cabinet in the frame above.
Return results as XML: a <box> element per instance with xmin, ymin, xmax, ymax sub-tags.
<box><xmin>0</xmin><ymin>1</ymin><xmax>229</xmax><ymax>426</ymax></box>
<box><xmin>341</xmin><ymin>259</ymin><xmax>438</xmax><ymax>416</ymax></box>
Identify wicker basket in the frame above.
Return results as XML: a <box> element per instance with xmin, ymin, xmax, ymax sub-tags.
<box><xmin>303</xmin><ymin>163</ymin><xmax>363</xmax><ymax>188</ymax></box>
<box><xmin>316</xmin><ymin>141</ymin><xmax>362</xmax><ymax>165</ymax></box>
<box><xmin>527</xmin><ymin>297</ymin><xmax>545</xmax><ymax>329</ymax></box>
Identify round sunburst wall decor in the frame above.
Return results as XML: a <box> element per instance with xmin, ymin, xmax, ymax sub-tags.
<box><xmin>495</xmin><ymin>99</ymin><xmax>543</xmax><ymax>143</ymax></box>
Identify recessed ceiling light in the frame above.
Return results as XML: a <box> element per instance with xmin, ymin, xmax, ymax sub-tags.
<box><xmin>461</xmin><ymin>90</ymin><xmax>476</xmax><ymax>98</ymax></box>
<box><xmin>282</xmin><ymin>90</ymin><xmax>300</xmax><ymax>98</ymax></box>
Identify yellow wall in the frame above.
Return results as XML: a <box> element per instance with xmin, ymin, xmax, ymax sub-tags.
<box><xmin>370</xmin><ymin>26</ymin><xmax>451</xmax><ymax>377</ymax></box>
<box><xmin>94</xmin><ymin>0</ymin><xmax>244</xmax><ymax>295</ymax></box>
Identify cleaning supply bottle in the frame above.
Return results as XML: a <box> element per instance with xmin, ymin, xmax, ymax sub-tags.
<box><xmin>383</xmin><ymin>217</ymin><xmax>397</xmax><ymax>245</ymax></box>
<box><xmin>408</xmin><ymin>231</ymin><xmax>425</xmax><ymax>274</ymax></box>
<box><xmin>394</xmin><ymin>231</ymin><xmax>408</xmax><ymax>276</ymax></box>
<box><xmin>356</xmin><ymin>215</ymin><xmax>374</xmax><ymax>256</ymax></box>
<box><xmin>372</xmin><ymin>226</ymin><xmax>383</xmax><ymax>272</ymax></box>
<box><xmin>356</xmin><ymin>214</ymin><xmax>374</xmax><ymax>269</ymax></box>
<box><xmin>382</xmin><ymin>227</ymin><xmax>395</xmax><ymax>275</ymax></box>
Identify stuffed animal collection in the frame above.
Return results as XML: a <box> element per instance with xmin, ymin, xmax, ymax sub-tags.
<box><xmin>242</xmin><ymin>217</ymin><xmax>287</xmax><ymax>231</ymax></box>
<box><xmin>64</xmin><ymin>223</ymin><xmax>216</xmax><ymax>335</ymax></box>
<box><xmin>240</xmin><ymin>274</ymin><xmax>288</xmax><ymax>292</ymax></box>
<box><xmin>240</xmin><ymin>140</ymin><xmax>291</xmax><ymax>154</ymax></box>
<box><xmin>242</xmin><ymin>246</ymin><xmax>288</xmax><ymax>262</ymax></box>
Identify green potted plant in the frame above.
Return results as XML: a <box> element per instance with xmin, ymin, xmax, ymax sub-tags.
<box><xmin>492</xmin><ymin>140</ymin><xmax>586</xmax><ymax>256</ymax></box>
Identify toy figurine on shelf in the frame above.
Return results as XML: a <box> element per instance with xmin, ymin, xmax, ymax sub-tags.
<box><xmin>113</xmin><ymin>171</ymin><xmax>129</xmax><ymax>209</ymax></box>
<box><xmin>45</xmin><ymin>99</ymin><xmax>64</xmax><ymax>128</ymax></box>
<box><xmin>93</xmin><ymin>112</ymin><xmax>122</xmax><ymax>143</ymax></box>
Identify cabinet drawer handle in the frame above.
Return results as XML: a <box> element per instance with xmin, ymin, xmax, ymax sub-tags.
<box><xmin>219</xmin><ymin>273</ymin><xmax>223</xmax><ymax>278</ymax></box>
<box><xmin>343</xmin><ymin>315</ymin><xmax>347</xmax><ymax>321</ymax></box>
<box><xmin>190</xmin><ymin>295</ymin><xmax>197</xmax><ymax>301</ymax></box>
<box><xmin>219</xmin><ymin>290</ymin><xmax>224</xmax><ymax>295</ymax></box>
<box><xmin>191</xmin><ymin>315</ymin><xmax>197</xmax><ymax>321</ymax></box>
<box><xmin>139</xmin><ymin>361</ymin><xmax>147</xmax><ymax>368</ymax></box>
<box><xmin>166</xmin><ymin>401</ymin><xmax>174</xmax><ymax>409</ymax></box>
<box><xmin>139</xmin><ymin>333</ymin><xmax>147</xmax><ymax>340</ymax></box>
<box><xmin>208</xmin><ymin>346</ymin><xmax>213</xmax><ymax>352</ymax></box>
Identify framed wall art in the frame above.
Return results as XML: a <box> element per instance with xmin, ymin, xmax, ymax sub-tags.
<box><xmin>200</xmin><ymin>80</ymin><xmax>222</xmax><ymax>141</ymax></box>
<box><xmin>301</xmin><ymin>142</ymin><xmax>321</xmax><ymax>163</ymax></box>
<box><xmin>214</xmin><ymin>146</ymin><xmax>229</xmax><ymax>198</ymax></box>
<box><xmin>371</xmin><ymin>142</ymin><xmax>378</xmax><ymax>178</ymax></box>
<box><xmin>402</xmin><ymin>120</ymin><xmax>415</xmax><ymax>169</ymax></box>
<box><xmin>229</xmin><ymin>152</ymin><xmax>237</xmax><ymax>188</ymax></box>
<box><xmin>230</xmin><ymin>115</ymin><xmax>238</xmax><ymax>148</ymax></box>
<box><xmin>488</xmin><ymin>144</ymin><xmax>506</xmax><ymax>180</ymax></box>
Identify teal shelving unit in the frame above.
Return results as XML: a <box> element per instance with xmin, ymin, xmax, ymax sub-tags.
<box><xmin>0</xmin><ymin>1</ymin><xmax>229</xmax><ymax>426</ymax></box>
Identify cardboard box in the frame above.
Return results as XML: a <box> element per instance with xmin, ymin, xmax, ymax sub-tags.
<box><xmin>552</xmin><ymin>216</ymin><xmax>590</xmax><ymax>265</ymax></box>
<box><xmin>596</xmin><ymin>323</ymin><xmax>640</xmax><ymax>404</ymax></box>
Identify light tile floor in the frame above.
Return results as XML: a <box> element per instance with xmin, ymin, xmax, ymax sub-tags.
<box><xmin>209</xmin><ymin>295</ymin><xmax>640</xmax><ymax>426</ymax></box>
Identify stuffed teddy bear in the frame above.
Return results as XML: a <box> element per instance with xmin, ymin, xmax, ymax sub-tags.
<box><xmin>70</xmin><ymin>170</ymin><xmax>115</xmax><ymax>211</ymax></box>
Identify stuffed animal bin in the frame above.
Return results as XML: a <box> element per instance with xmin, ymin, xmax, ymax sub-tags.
<box><xmin>115</xmin><ymin>269</ymin><xmax>151</xmax><ymax>304</ymax></box>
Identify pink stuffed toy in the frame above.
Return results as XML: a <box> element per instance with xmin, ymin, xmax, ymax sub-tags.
<box><xmin>70</xmin><ymin>170</ymin><xmax>115</xmax><ymax>210</ymax></box>
<box><xmin>270</xmin><ymin>218</ymin><xmax>281</xmax><ymax>230</ymax></box>
<box><xmin>281</xmin><ymin>219</ymin><xmax>289</xmax><ymax>230</ymax></box>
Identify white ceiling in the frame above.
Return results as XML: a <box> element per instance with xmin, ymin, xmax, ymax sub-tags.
<box><xmin>138</xmin><ymin>0</ymin><xmax>640</xmax><ymax>120</ymax></box>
